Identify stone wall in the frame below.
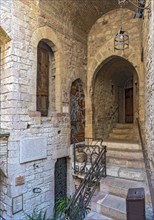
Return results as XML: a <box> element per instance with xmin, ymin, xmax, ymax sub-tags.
<box><xmin>93</xmin><ymin>70</ymin><xmax>118</xmax><ymax>139</ymax></box>
<box><xmin>144</xmin><ymin>1</ymin><xmax>154</xmax><ymax>183</ymax></box>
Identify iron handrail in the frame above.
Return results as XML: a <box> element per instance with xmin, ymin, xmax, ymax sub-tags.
<box><xmin>66</xmin><ymin>143</ymin><xmax>106</xmax><ymax>220</ymax></box>
<box><xmin>73</xmin><ymin>137</ymin><xmax>104</xmax><ymax>175</ymax></box>
<box><xmin>136</xmin><ymin>118</ymin><xmax>154</xmax><ymax>212</ymax></box>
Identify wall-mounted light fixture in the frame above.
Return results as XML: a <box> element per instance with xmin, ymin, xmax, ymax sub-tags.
<box><xmin>114</xmin><ymin>27</ymin><xmax>129</xmax><ymax>50</ymax></box>
<box><xmin>114</xmin><ymin>0</ymin><xmax>150</xmax><ymax>50</ymax></box>
<box><xmin>114</xmin><ymin>5</ymin><xmax>129</xmax><ymax>51</ymax></box>
<box><xmin>118</xmin><ymin>0</ymin><xmax>150</xmax><ymax>18</ymax></box>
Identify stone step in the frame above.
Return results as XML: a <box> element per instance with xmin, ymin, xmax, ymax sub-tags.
<box><xmin>107</xmin><ymin>148</ymin><xmax>143</xmax><ymax>160</ymax></box>
<box><xmin>114</xmin><ymin>123</ymin><xmax>133</xmax><ymax>129</ymax></box>
<box><xmin>91</xmin><ymin>192</ymin><xmax>126</xmax><ymax>220</ymax></box>
<box><xmin>107</xmin><ymin>165</ymin><xmax>146</xmax><ymax>181</ymax></box>
<box><xmin>103</xmin><ymin>141</ymin><xmax>141</xmax><ymax>150</ymax></box>
<box><xmin>100</xmin><ymin>176</ymin><xmax>151</xmax><ymax>204</ymax></box>
<box><xmin>112</xmin><ymin>128</ymin><xmax>133</xmax><ymax>134</ymax></box>
<box><xmin>109</xmin><ymin>133</ymin><xmax>134</xmax><ymax>140</ymax></box>
<box><xmin>107</xmin><ymin>156</ymin><xmax>145</xmax><ymax>169</ymax></box>
<box><xmin>84</xmin><ymin>211</ymin><xmax>112</xmax><ymax>220</ymax></box>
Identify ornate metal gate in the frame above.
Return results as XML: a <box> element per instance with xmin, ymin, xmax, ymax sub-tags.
<box><xmin>55</xmin><ymin>157</ymin><xmax>67</xmax><ymax>203</ymax></box>
<box><xmin>70</xmin><ymin>79</ymin><xmax>85</xmax><ymax>143</ymax></box>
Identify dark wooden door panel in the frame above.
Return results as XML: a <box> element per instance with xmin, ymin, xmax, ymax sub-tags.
<box><xmin>125</xmin><ymin>88</ymin><xmax>133</xmax><ymax>123</ymax></box>
<box><xmin>37</xmin><ymin>46</ymin><xmax>49</xmax><ymax>116</ymax></box>
<box><xmin>55</xmin><ymin>157</ymin><xmax>67</xmax><ymax>203</ymax></box>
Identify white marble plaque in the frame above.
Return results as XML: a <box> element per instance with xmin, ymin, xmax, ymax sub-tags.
<box><xmin>20</xmin><ymin>137</ymin><xmax>47</xmax><ymax>163</ymax></box>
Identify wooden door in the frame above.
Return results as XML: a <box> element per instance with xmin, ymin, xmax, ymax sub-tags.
<box><xmin>37</xmin><ymin>45</ymin><xmax>49</xmax><ymax>116</ymax></box>
<box><xmin>125</xmin><ymin>88</ymin><xmax>133</xmax><ymax>123</ymax></box>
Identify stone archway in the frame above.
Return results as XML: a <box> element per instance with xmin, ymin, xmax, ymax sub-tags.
<box><xmin>0</xmin><ymin>27</ymin><xmax>11</xmax><ymax>45</ymax></box>
<box><xmin>92</xmin><ymin>56</ymin><xmax>139</xmax><ymax>139</ymax></box>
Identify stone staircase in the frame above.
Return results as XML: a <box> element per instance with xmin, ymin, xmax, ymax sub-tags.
<box><xmin>85</xmin><ymin>123</ymin><xmax>153</xmax><ymax>220</ymax></box>
<box><xmin>107</xmin><ymin>123</ymin><xmax>138</xmax><ymax>142</ymax></box>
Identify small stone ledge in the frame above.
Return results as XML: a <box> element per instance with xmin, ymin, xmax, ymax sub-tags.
<box><xmin>0</xmin><ymin>131</ymin><xmax>10</xmax><ymax>138</ymax></box>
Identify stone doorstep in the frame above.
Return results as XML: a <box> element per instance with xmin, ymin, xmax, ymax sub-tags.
<box><xmin>107</xmin><ymin>149</ymin><xmax>143</xmax><ymax>160</ymax></box>
<box><xmin>89</xmin><ymin>190</ymin><xmax>153</xmax><ymax>220</ymax></box>
<box><xmin>91</xmin><ymin>192</ymin><xmax>126</xmax><ymax>220</ymax></box>
<box><xmin>72</xmin><ymin>165</ymin><xmax>146</xmax><ymax>182</ymax></box>
<box><xmin>112</xmin><ymin>128</ymin><xmax>133</xmax><ymax>134</ymax></box>
<box><xmin>107</xmin><ymin>156</ymin><xmax>145</xmax><ymax>169</ymax></box>
<box><xmin>107</xmin><ymin>165</ymin><xmax>146</xmax><ymax>181</ymax></box>
<box><xmin>103</xmin><ymin>141</ymin><xmax>141</xmax><ymax>150</ymax></box>
<box><xmin>100</xmin><ymin>176</ymin><xmax>151</xmax><ymax>204</ymax></box>
<box><xmin>109</xmin><ymin>134</ymin><xmax>134</xmax><ymax>140</ymax></box>
<box><xmin>114</xmin><ymin>123</ymin><xmax>133</xmax><ymax>129</ymax></box>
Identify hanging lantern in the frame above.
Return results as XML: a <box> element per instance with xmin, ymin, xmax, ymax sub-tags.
<box><xmin>114</xmin><ymin>27</ymin><xmax>129</xmax><ymax>50</ymax></box>
<box><xmin>118</xmin><ymin>0</ymin><xmax>128</xmax><ymax>6</ymax></box>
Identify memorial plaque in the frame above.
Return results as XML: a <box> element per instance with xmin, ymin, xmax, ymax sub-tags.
<box><xmin>16</xmin><ymin>176</ymin><xmax>25</xmax><ymax>186</ymax></box>
<box><xmin>20</xmin><ymin>137</ymin><xmax>47</xmax><ymax>163</ymax></box>
<box><xmin>12</xmin><ymin>195</ymin><xmax>23</xmax><ymax>214</ymax></box>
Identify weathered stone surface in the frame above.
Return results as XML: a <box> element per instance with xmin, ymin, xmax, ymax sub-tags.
<box><xmin>0</xmin><ymin>0</ymin><xmax>153</xmax><ymax>219</ymax></box>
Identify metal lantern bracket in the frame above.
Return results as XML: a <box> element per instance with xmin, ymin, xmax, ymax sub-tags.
<box><xmin>118</xmin><ymin>0</ymin><xmax>151</xmax><ymax>11</ymax></box>
<box><xmin>114</xmin><ymin>27</ymin><xmax>129</xmax><ymax>51</ymax></box>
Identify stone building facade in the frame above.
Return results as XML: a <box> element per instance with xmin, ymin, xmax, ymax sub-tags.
<box><xmin>0</xmin><ymin>0</ymin><xmax>154</xmax><ymax>219</ymax></box>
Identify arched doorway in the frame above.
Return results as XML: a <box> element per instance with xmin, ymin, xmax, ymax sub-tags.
<box><xmin>93</xmin><ymin>56</ymin><xmax>139</xmax><ymax>139</ymax></box>
<box><xmin>70</xmin><ymin>79</ymin><xmax>85</xmax><ymax>143</ymax></box>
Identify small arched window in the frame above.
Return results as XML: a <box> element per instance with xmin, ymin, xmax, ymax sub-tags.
<box><xmin>37</xmin><ymin>41</ymin><xmax>54</xmax><ymax>116</ymax></box>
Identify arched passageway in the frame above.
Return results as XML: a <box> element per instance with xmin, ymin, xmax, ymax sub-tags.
<box><xmin>93</xmin><ymin>56</ymin><xmax>139</xmax><ymax>139</ymax></box>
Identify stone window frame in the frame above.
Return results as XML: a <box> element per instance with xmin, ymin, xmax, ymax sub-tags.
<box><xmin>30</xmin><ymin>26</ymin><xmax>63</xmax><ymax>115</ymax></box>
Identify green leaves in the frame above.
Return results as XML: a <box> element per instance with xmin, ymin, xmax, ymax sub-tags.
<box><xmin>26</xmin><ymin>210</ymin><xmax>51</xmax><ymax>220</ymax></box>
<box><xmin>26</xmin><ymin>196</ymin><xmax>90</xmax><ymax>220</ymax></box>
<box><xmin>53</xmin><ymin>196</ymin><xmax>71</xmax><ymax>219</ymax></box>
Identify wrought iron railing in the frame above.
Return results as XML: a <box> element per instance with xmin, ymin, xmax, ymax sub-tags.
<box><xmin>136</xmin><ymin>118</ymin><xmax>154</xmax><ymax>212</ymax></box>
<box><xmin>66</xmin><ymin>139</ymin><xmax>106</xmax><ymax>220</ymax></box>
<box><xmin>73</xmin><ymin>138</ymin><xmax>104</xmax><ymax>175</ymax></box>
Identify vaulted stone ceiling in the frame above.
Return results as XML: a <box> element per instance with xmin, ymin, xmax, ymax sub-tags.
<box><xmin>39</xmin><ymin>0</ymin><xmax>135</xmax><ymax>34</ymax></box>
